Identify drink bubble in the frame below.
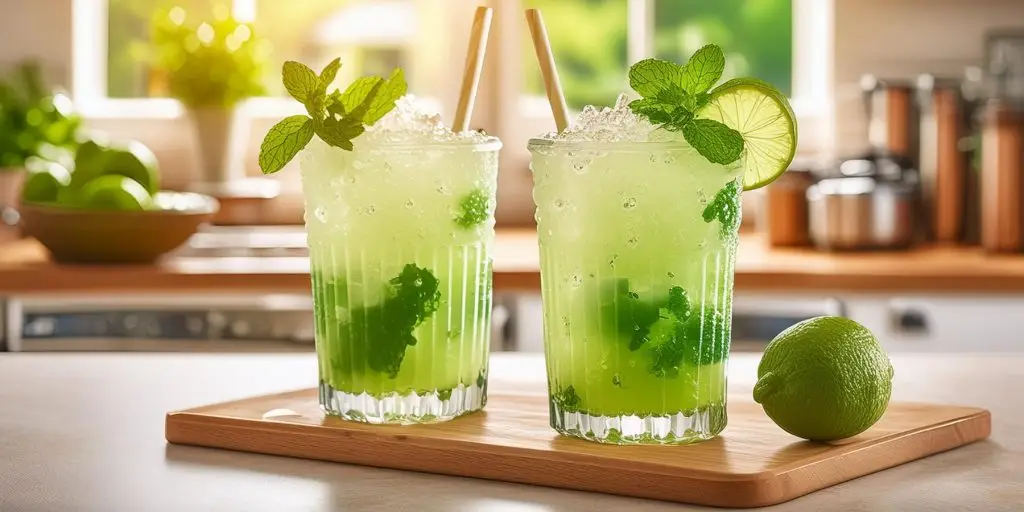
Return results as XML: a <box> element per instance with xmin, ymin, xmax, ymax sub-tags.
<box><xmin>405</xmin><ymin>199</ymin><xmax>415</xmax><ymax>208</ymax></box>
<box><xmin>622</xmin><ymin>197</ymin><xmax>637</xmax><ymax>209</ymax></box>
<box><xmin>627</xmin><ymin>235</ymin><xmax>640</xmax><ymax>248</ymax></box>
<box><xmin>570</xmin><ymin>274</ymin><xmax>582</xmax><ymax>287</ymax></box>
<box><xmin>313</xmin><ymin>206</ymin><xmax>327</xmax><ymax>223</ymax></box>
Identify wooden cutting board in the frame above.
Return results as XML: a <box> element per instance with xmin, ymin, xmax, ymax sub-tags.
<box><xmin>165</xmin><ymin>390</ymin><xmax>990</xmax><ymax>508</ymax></box>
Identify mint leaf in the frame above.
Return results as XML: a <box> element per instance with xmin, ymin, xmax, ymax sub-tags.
<box><xmin>258</xmin><ymin>115</ymin><xmax>314</xmax><ymax>174</ymax></box>
<box><xmin>340</xmin><ymin>76</ymin><xmax>382</xmax><ymax>114</ymax></box>
<box><xmin>703</xmin><ymin>179</ymin><xmax>742</xmax><ymax>238</ymax></box>
<box><xmin>628</xmin><ymin>98</ymin><xmax>675</xmax><ymax>125</ymax></box>
<box><xmin>282</xmin><ymin>61</ymin><xmax>319</xmax><ymax>106</ymax></box>
<box><xmin>316</xmin><ymin>117</ymin><xmax>364</xmax><ymax>151</ymax></box>
<box><xmin>325</xmin><ymin>90</ymin><xmax>346</xmax><ymax>118</ymax></box>
<box><xmin>682</xmin><ymin>118</ymin><xmax>744</xmax><ymax>165</ymax></box>
<box><xmin>655</xmin><ymin>84</ymin><xmax>688</xmax><ymax>104</ymax></box>
<box><xmin>364</xmin><ymin>68</ymin><xmax>407</xmax><ymax>124</ymax></box>
<box><xmin>681</xmin><ymin>44</ymin><xmax>725</xmax><ymax>95</ymax></box>
<box><xmin>455</xmin><ymin>188</ymin><xmax>490</xmax><ymax>229</ymax></box>
<box><xmin>347</xmin><ymin>80</ymin><xmax>384</xmax><ymax>122</ymax></box>
<box><xmin>318</xmin><ymin>58</ymin><xmax>341</xmax><ymax>92</ymax></box>
<box><xmin>628</xmin><ymin>58</ymin><xmax>684</xmax><ymax>98</ymax></box>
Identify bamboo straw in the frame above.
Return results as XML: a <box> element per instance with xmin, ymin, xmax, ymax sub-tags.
<box><xmin>452</xmin><ymin>6</ymin><xmax>494</xmax><ymax>133</ymax></box>
<box><xmin>525</xmin><ymin>8</ymin><xmax>570</xmax><ymax>132</ymax></box>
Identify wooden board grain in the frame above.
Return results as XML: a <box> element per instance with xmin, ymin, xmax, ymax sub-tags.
<box><xmin>165</xmin><ymin>390</ymin><xmax>990</xmax><ymax>508</ymax></box>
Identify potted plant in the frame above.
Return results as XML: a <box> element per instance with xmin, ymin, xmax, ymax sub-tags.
<box><xmin>0</xmin><ymin>61</ymin><xmax>81</xmax><ymax>218</ymax></box>
<box><xmin>147</xmin><ymin>8</ymin><xmax>266</xmax><ymax>187</ymax></box>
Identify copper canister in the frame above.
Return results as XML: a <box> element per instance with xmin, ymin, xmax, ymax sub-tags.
<box><xmin>917</xmin><ymin>75</ymin><xmax>971</xmax><ymax>244</ymax></box>
<box><xmin>980</xmin><ymin>100</ymin><xmax>1024</xmax><ymax>252</ymax></box>
<box><xmin>761</xmin><ymin>168</ymin><xmax>813</xmax><ymax>247</ymax></box>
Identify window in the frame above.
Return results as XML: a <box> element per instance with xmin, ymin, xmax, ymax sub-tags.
<box><xmin>81</xmin><ymin>0</ymin><xmax>459</xmax><ymax>116</ymax></box>
<box><xmin>521</xmin><ymin>0</ymin><xmax>793</xmax><ymax>111</ymax></box>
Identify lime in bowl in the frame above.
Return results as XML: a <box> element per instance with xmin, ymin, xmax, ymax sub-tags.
<box><xmin>529</xmin><ymin>44</ymin><xmax>796</xmax><ymax>444</ymax></box>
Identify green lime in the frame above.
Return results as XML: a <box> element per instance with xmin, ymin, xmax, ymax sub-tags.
<box><xmin>697</xmin><ymin>78</ymin><xmax>797</xmax><ymax>191</ymax></box>
<box><xmin>21</xmin><ymin>159</ymin><xmax>72</xmax><ymax>204</ymax></box>
<box><xmin>753</xmin><ymin>316</ymin><xmax>893</xmax><ymax>441</ymax></box>
<box><xmin>77</xmin><ymin>175</ymin><xmax>153</xmax><ymax>211</ymax></box>
<box><xmin>71</xmin><ymin>139</ymin><xmax>160</xmax><ymax>196</ymax></box>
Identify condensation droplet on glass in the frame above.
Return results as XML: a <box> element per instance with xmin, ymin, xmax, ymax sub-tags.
<box><xmin>609</xmin><ymin>255</ymin><xmax>618</xmax><ymax>268</ymax></box>
<box><xmin>313</xmin><ymin>206</ymin><xmax>327</xmax><ymax>223</ymax></box>
<box><xmin>698</xmin><ymin>240</ymin><xmax>707</xmax><ymax>248</ymax></box>
<box><xmin>622</xmin><ymin>197</ymin><xmax>637</xmax><ymax>210</ymax></box>
<box><xmin>627</xmin><ymin>235</ymin><xmax>639</xmax><ymax>248</ymax></box>
<box><xmin>664</xmin><ymin>155</ymin><xmax>676</xmax><ymax>165</ymax></box>
<box><xmin>437</xmin><ymin>185</ymin><xmax>451</xmax><ymax>195</ymax></box>
<box><xmin>366</xmin><ymin>204</ymin><xmax>376</xmax><ymax>215</ymax></box>
<box><xmin>570</xmin><ymin>274</ymin><xmax>582</xmax><ymax>287</ymax></box>
<box><xmin>567</xmin><ymin>151</ymin><xmax>576</xmax><ymax>158</ymax></box>
<box><xmin>667</xmin><ymin>271</ymin><xmax>676</xmax><ymax>278</ymax></box>
<box><xmin>405</xmin><ymin>199</ymin><xmax>415</xmax><ymax>208</ymax></box>
<box><xmin>649</xmin><ymin>153</ymin><xmax>658</xmax><ymax>164</ymax></box>
<box><xmin>553</xmin><ymin>198</ymin><xmax>567</xmax><ymax>210</ymax></box>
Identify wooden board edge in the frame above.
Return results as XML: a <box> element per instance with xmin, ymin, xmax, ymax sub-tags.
<box><xmin>163</xmin><ymin>406</ymin><xmax>993</xmax><ymax>509</ymax></box>
<box><xmin>166</xmin><ymin>412</ymin><xmax>782</xmax><ymax>508</ymax></box>
<box><xmin>743</xmin><ymin>408</ymin><xmax>993</xmax><ymax>508</ymax></box>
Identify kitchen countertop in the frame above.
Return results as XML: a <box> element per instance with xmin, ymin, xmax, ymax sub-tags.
<box><xmin>5</xmin><ymin>230</ymin><xmax>1024</xmax><ymax>294</ymax></box>
<box><xmin>0</xmin><ymin>351</ymin><xmax>1019</xmax><ymax>511</ymax></box>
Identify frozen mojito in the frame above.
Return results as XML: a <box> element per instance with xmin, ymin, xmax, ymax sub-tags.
<box><xmin>259</xmin><ymin>60</ymin><xmax>500</xmax><ymax>424</ymax></box>
<box><xmin>530</xmin><ymin>45</ymin><xmax>796</xmax><ymax>443</ymax></box>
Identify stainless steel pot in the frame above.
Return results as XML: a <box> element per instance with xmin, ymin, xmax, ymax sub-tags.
<box><xmin>807</xmin><ymin>176</ymin><xmax>916</xmax><ymax>250</ymax></box>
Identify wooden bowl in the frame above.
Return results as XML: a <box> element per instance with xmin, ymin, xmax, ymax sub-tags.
<box><xmin>19</xmin><ymin>192</ymin><xmax>219</xmax><ymax>264</ymax></box>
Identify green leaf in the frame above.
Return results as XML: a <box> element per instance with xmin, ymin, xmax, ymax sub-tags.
<box><xmin>318</xmin><ymin>58</ymin><xmax>341</xmax><ymax>92</ymax></box>
<box><xmin>258</xmin><ymin>115</ymin><xmax>314</xmax><ymax>174</ymax></box>
<box><xmin>655</xmin><ymin>84</ymin><xmax>688</xmax><ymax>104</ymax></box>
<box><xmin>682</xmin><ymin>118</ymin><xmax>744</xmax><ymax>165</ymax></box>
<box><xmin>364</xmin><ymin>68</ymin><xmax>407</xmax><ymax>124</ymax></box>
<box><xmin>282</xmin><ymin>61</ymin><xmax>319</xmax><ymax>105</ymax></box>
<box><xmin>347</xmin><ymin>80</ymin><xmax>385</xmax><ymax>122</ymax></box>
<box><xmin>628</xmin><ymin>98</ymin><xmax>675</xmax><ymax>125</ymax></box>
<box><xmin>681</xmin><ymin>44</ymin><xmax>725</xmax><ymax>95</ymax></box>
<box><xmin>316</xmin><ymin>116</ymin><xmax>365</xmax><ymax>151</ymax></box>
<box><xmin>340</xmin><ymin>76</ymin><xmax>384</xmax><ymax>114</ymax></box>
<box><xmin>325</xmin><ymin>90</ymin><xmax>346</xmax><ymax>118</ymax></box>
<box><xmin>628</xmin><ymin>58</ymin><xmax>684</xmax><ymax>98</ymax></box>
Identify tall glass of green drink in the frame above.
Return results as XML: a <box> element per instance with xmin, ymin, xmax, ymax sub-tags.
<box><xmin>259</xmin><ymin>60</ymin><xmax>500</xmax><ymax>424</ymax></box>
<box><xmin>529</xmin><ymin>45</ymin><xmax>797</xmax><ymax>444</ymax></box>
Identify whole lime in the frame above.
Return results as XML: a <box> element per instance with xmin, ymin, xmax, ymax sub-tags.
<box><xmin>21</xmin><ymin>159</ymin><xmax>72</xmax><ymax>204</ymax></box>
<box><xmin>753</xmin><ymin>316</ymin><xmax>893</xmax><ymax>441</ymax></box>
<box><xmin>71</xmin><ymin>139</ymin><xmax>160</xmax><ymax>196</ymax></box>
<box><xmin>77</xmin><ymin>175</ymin><xmax>153</xmax><ymax>211</ymax></box>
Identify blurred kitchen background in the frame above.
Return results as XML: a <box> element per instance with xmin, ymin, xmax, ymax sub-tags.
<box><xmin>2</xmin><ymin>0</ymin><xmax>1024</xmax><ymax>354</ymax></box>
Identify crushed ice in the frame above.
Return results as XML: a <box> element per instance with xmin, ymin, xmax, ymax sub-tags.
<box><xmin>361</xmin><ymin>95</ymin><xmax>498</xmax><ymax>145</ymax></box>
<box><xmin>540</xmin><ymin>93</ymin><xmax>678</xmax><ymax>143</ymax></box>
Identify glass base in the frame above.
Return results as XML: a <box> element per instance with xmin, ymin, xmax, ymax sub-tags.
<box><xmin>319</xmin><ymin>381</ymin><xmax>486</xmax><ymax>425</ymax></box>
<box><xmin>550</xmin><ymin>401</ymin><xmax>727</xmax><ymax>445</ymax></box>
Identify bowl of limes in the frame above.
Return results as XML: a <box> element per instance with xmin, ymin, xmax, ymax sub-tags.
<box><xmin>18</xmin><ymin>138</ymin><xmax>219</xmax><ymax>264</ymax></box>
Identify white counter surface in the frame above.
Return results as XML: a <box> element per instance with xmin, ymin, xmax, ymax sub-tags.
<box><xmin>0</xmin><ymin>352</ymin><xmax>1020</xmax><ymax>511</ymax></box>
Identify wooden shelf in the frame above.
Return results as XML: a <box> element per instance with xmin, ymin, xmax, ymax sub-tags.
<box><xmin>3</xmin><ymin>230</ymin><xmax>1024</xmax><ymax>294</ymax></box>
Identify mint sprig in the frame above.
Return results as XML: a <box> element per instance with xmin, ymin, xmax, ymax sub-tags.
<box><xmin>258</xmin><ymin>59</ymin><xmax>407</xmax><ymax>174</ymax></box>
<box><xmin>627</xmin><ymin>44</ymin><xmax>744</xmax><ymax>165</ymax></box>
